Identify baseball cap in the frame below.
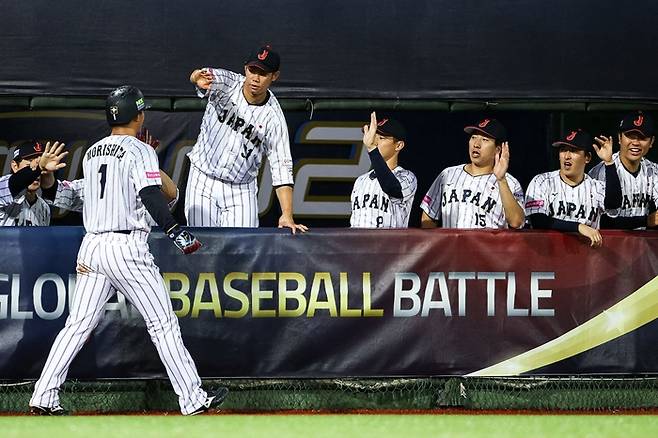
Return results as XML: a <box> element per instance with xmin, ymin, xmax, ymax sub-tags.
<box><xmin>245</xmin><ymin>45</ymin><xmax>280</xmax><ymax>73</ymax></box>
<box><xmin>552</xmin><ymin>129</ymin><xmax>593</xmax><ymax>153</ymax></box>
<box><xmin>376</xmin><ymin>117</ymin><xmax>407</xmax><ymax>141</ymax></box>
<box><xmin>618</xmin><ymin>111</ymin><xmax>655</xmax><ymax>137</ymax></box>
<box><xmin>13</xmin><ymin>140</ymin><xmax>44</xmax><ymax>162</ymax></box>
<box><xmin>464</xmin><ymin>118</ymin><xmax>507</xmax><ymax>142</ymax></box>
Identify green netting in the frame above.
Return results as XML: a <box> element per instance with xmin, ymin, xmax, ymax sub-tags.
<box><xmin>1</xmin><ymin>377</ymin><xmax>657</xmax><ymax>414</ymax></box>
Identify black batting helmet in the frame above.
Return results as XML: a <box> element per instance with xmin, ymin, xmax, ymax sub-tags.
<box><xmin>105</xmin><ymin>85</ymin><xmax>149</xmax><ymax>126</ymax></box>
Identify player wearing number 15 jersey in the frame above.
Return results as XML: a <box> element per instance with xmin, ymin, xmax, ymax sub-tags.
<box><xmin>420</xmin><ymin>118</ymin><xmax>525</xmax><ymax>229</ymax></box>
<box><xmin>350</xmin><ymin>113</ymin><xmax>417</xmax><ymax>228</ymax></box>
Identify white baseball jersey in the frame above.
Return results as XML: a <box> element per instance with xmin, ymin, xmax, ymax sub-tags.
<box><xmin>350</xmin><ymin>167</ymin><xmax>417</xmax><ymax>228</ymax></box>
<box><xmin>185</xmin><ymin>67</ymin><xmax>293</xmax><ymax>227</ymax></box>
<box><xmin>188</xmin><ymin>67</ymin><xmax>293</xmax><ymax>185</ymax></box>
<box><xmin>525</xmin><ymin>170</ymin><xmax>612</xmax><ymax>228</ymax></box>
<box><xmin>589</xmin><ymin>153</ymin><xmax>657</xmax><ymax>222</ymax></box>
<box><xmin>420</xmin><ymin>165</ymin><xmax>525</xmax><ymax>229</ymax></box>
<box><xmin>31</xmin><ymin>134</ymin><xmax>209</xmax><ymax>415</ymax></box>
<box><xmin>0</xmin><ymin>175</ymin><xmax>50</xmax><ymax>226</ymax></box>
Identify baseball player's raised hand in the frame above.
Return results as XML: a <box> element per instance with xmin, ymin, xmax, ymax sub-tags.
<box><xmin>137</xmin><ymin>129</ymin><xmax>161</xmax><ymax>151</ymax></box>
<box><xmin>593</xmin><ymin>135</ymin><xmax>614</xmax><ymax>165</ymax></box>
<box><xmin>190</xmin><ymin>68</ymin><xmax>214</xmax><ymax>90</ymax></box>
<box><xmin>167</xmin><ymin>225</ymin><xmax>202</xmax><ymax>254</ymax></box>
<box><xmin>362</xmin><ymin>111</ymin><xmax>378</xmax><ymax>151</ymax></box>
<box><xmin>493</xmin><ymin>142</ymin><xmax>510</xmax><ymax>181</ymax></box>
<box><xmin>37</xmin><ymin>141</ymin><xmax>68</xmax><ymax>173</ymax></box>
<box><xmin>578</xmin><ymin>223</ymin><xmax>602</xmax><ymax>247</ymax></box>
<box><xmin>278</xmin><ymin>213</ymin><xmax>308</xmax><ymax>234</ymax></box>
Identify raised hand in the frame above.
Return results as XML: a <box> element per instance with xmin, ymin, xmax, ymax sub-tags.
<box><xmin>493</xmin><ymin>142</ymin><xmax>510</xmax><ymax>181</ymax></box>
<box><xmin>38</xmin><ymin>141</ymin><xmax>68</xmax><ymax>173</ymax></box>
<box><xmin>362</xmin><ymin>111</ymin><xmax>378</xmax><ymax>151</ymax></box>
<box><xmin>593</xmin><ymin>135</ymin><xmax>614</xmax><ymax>165</ymax></box>
<box><xmin>190</xmin><ymin>68</ymin><xmax>214</xmax><ymax>90</ymax></box>
<box><xmin>137</xmin><ymin>128</ymin><xmax>161</xmax><ymax>151</ymax></box>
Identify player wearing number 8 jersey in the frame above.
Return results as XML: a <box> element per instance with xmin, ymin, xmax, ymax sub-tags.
<box><xmin>350</xmin><ymin>113</ymin><xmax>417</xmax><ymax>228</ymax></box>
<box><xmin>30</xmin><ymin>86</ymin><xmax>226</xmax><ymax>416</ymax></box>
<box><xmin>420</xmin><ymin>118</ymin><xmax>525</xmax><ymax>229</ymax></box>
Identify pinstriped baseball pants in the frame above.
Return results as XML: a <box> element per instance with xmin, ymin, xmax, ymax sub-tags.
<box><xmin>30</xmin><ymin>231</ymin><xmax>208</xmax><ymax>415</ymax></box>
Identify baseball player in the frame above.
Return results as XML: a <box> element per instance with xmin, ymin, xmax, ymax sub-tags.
<box><xmin>589</xmin><ymin>111</ymin><xmax>658</xmax><ymax>229</ymax></box>
<box><xmin>0</xmin><ymin>141</ymin><xmax>67</xmax><ymax>226</ymax></box>
<box><xmin>29</xmin><ymin>86</ymin><xmax>227</xmax><ymax>416</ymax></box>
<box><xmin>420</xmin><ymin>118</ymin><xmax>525</xmax><ymax>229</ymax></box>
<box><xmin>187</xmin><ymin>45</ymin><xmax>307</xmax><ymax>233</ymax></box>
<box><xmin>525</xmin><ymin>129</ymin><xmax>621</xmax><ymax>247</ymax></box>
<box><xmin>350</xmin><ymin>112</ymin><xmax>417</xmax><ymax>228</ymax></box>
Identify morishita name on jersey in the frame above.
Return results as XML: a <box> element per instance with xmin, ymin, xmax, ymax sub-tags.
<box><xmin>85</xmin><ymin>143</ymin><xmax>126</xmax><ymax>160</ymax></box>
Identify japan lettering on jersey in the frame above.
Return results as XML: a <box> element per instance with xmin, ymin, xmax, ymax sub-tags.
<box><xmin>525</xmin><ymin>170</ymin><xmax>611</xmax><ymax>228</ymax></box>
<box><xmin>82</xmin><ymin>135</ymin><xmax>162</xmax><ymax>233</ymax></box>
<box><xmin>350</xmin><ymin>167</ymin><xmax>417</xmax><ymax>228</ymax></box>
<box><xmin>188</xmin><ymin>67</ymin><xmax>293</xmax><ymax>186</ymax></box>
<box><xmin>420</xmin><ymin>165</ymin><xmax>525</xmax><ymax>229</ymax></box>
<box><xmin>0</xmin><ymin>175</ymin><xmax>51</xmax><ymax>226</ymax></box>
<box><xmin>589</xmin><ymin>152</ymin><xmax>657</xmax><ymax>219</ymax></box>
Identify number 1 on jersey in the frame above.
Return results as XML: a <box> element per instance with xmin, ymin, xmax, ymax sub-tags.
<box><xmin>99</xmin><ymin>164</ymin><xmax>107</xmax><ymax>199</ymax></box>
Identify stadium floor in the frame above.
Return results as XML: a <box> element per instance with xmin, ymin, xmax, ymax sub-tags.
<box><xmin>1</xmin><ymin>413</ymin><xmax>657</xmax><ymax>438</ymax></box>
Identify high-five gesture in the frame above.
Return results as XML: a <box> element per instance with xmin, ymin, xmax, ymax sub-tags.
<box><xmin>593</xmin><ymin>135</ymin><xmax>614</xmax><ymax>165</ymax></box>
<box><xmin>37</xmin><ymin>141</ymin><xmax>68</xmax><ymax>173</ymax></box>
<box><xmin>493</xmin><ymin>142</ymin><xmax>511</xmax><ymax>181</ymax></box>
<box><xmin>189</xmin><ymin>68</ymin><xmax>214</xmax><ymax>90</ymax></box>
<box><xmin>362</xmin><ymin>111</ymin><xmax>378</xmax><ymax>151</ymax></box>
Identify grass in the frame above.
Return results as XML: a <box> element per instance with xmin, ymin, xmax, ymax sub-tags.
<box><xmin>1</xmin><ymin>414</ymin><xmax>657</xmax><ymax>438</ymax></box>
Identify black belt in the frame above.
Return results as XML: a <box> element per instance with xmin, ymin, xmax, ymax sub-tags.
<box><xmin>114</xmin><ymin>230</ymin><xmax>131</xmax><ymax>235</ymax></box>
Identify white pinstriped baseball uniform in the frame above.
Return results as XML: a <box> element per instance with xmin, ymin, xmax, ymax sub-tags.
<box><xmin>525</xmin><ymin>170</ymin><xmax>612</xmax><ymax>228</ymax></box>
<box><xmin>0</xmin><ymin>175</ymin><xmax>50</xmax><ymax>226</ymax></box>
<box><xmin>31</xmin><ymin>134</ymin><xmax>208</xmax><ymax>415</ymax></box>
<box><xmin>589</xmin><ymin>152</ymin><xmax>657</xmax><ymax>228</ymax></box>
<box><xmin>420</xmin><ymin>165</ymin><xmax>525</xmax><ymax>228</ymax></box>
<box><xmin>185</xmin><ymin>67</ymin><xmax>294</xmax><ymax>227</ymax></box>
<box><xmin>350</xmin><ymin>167</ymin><xmax>417</xmax><ymax>228</ymax></box>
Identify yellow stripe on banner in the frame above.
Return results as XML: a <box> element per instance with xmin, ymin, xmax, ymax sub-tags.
<box><xmin>467</xmin><ymin>276</ymin><xmax>658</xmax><ymax>376</ymax></box>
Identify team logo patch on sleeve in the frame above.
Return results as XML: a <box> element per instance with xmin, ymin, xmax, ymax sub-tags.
<box><xmin>146</xmin><ymin>171</ymin><xmax>160</xmax><ymax>179</ymax></box>
<box><xmin>525</xmin><ymin>199</ymin><xmax>544</xmax><ymax>208</ymax></box>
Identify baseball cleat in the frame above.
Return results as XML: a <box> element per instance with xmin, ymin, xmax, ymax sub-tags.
<box><xmin>29</xmin><ymin>405</ymin><xmax>66</xmax><ymax>416</ymax></box>
<box><xmin>188</xmin><ymin>387</ymin><xmax>229</xmax><ymax>415</ymax></box>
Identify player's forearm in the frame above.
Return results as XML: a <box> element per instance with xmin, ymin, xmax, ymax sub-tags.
<box><xmin>498</xmin><ymin>178</ymin><xmax>525</xmax><ymax>228</ymax></box>
<box><xmin>159</xmin><ymin>170</ymin><xmax>178</xmax><ymax>203</ymax></box>
<box><xmin>8</xmin><ymin>167</ymin><xmax>42</xmax><ymax>197</ymax></box>
<box><xmin>275</xmin><ymin>185</ymin><xmax>294</xmax><ymax>216</ymax></box>
<box><xmin>603</xmin><ymin>163</ymin><xmax>622</xmax><ymax>209</ymax></box>
<box><xmin>600</xmin><ymin>214</ymin><xmax>648</xmax><ymax>230</ymax></box>
<box><xmin>369</xmin><ymin>149</ymin><xmax>402</xmax><ymax>199</ymax></box>
<box><xmin>139</xmin><ymin>186</ymin><xmax>178</xmax><ymax>232</ymax></box>
<box><xmin>529</xmin><ymin>213</ymin><xmax>579</xmax><ymax>232</ymax></box>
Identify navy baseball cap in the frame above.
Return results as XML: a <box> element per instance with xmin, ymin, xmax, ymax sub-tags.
<box><xmin>552</xmin><ymin>129</ymin><xmax>593</xmax><ymax>153</ymax></box>
<box><xmin>13</xmin><ymin>140</ymin><xmax>44</xmax><ymax>162</ymax></box>
<box><xmin>376</xmin><ymin>117</ymin><xmax>407</xmax><ymax>141</ymax></box>
<box><xmin>619</xmin><ymin>111</ymin><xmax>655</xmax><ymax>137</ymax></box>
<box><xmin>464</xmin><ymin>118</ymin><xmax>507</xmax><ymax>142</ymax></box>
<box><xmin>245</xmin><ymin>45</ymin><xmax>280</xmax><ymax>73</ymax></box>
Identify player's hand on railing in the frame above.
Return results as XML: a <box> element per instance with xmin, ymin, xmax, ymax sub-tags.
<box><xmin>593</xmin><ymin>135</ymin><xmax>614</xmax><ymax>165</ymax></box>
<box><xmin>37</xmin><ymin>141</ymin><xmax>68</xmax><ymax>173</ymax></box>
<box><xmin>278</xmin><ymin>213</ymin><xmax>308</xmax><ymax>235</ymax></box>
<box><xmin>167</xmin><ymin>225</ymin><xmax>202</xmax><ymax>254</ymax></box>
<box><xmin>578</xmin><ymin>223</ymin><xmax>602</xmax><ymax>247</ymax></box>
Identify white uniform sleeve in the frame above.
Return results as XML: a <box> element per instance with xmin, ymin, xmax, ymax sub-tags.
<box><xmin>52</xmin><ymin>179</ymin><xmax>85</xmax><ymax>212</ymax></box>
<box><xmin>588</xmin><ymin>161</ymin><xmax>606</xmax><ymax>182</ymax></box>
<box><xmin>391</xmin><ymin>170</ymin><xmax>417</xmax><ymax>206</ymax></box>
<box><xmin>265</xmin><ymin>110</ymin><xmax>294</xmax><ymax>186</ymax></box>
<box><xmin>420</xmin><ymin>171</ymin><xmax>444</xmax><ymax>220</ymax></box>
<box><xmin>507</xmin><ymin>174</ymin><xmax>525</xmax><ymax>208</ymax></box>
<box><xmin>196</xmin><ymin>67</ymin><xmax>243</xmax><ymax>97</ymax></box>
<box><xmin>0</xmin><ymin>175</ymin><xmax>14</xmax><ymax>207</ymax></box>
<box><xmin>524</xmin><ymin>174</ymin><xmax>550</xmax><ymax>216</ymax></box>
<box><xmin>130</xmin><ymin>142</ymin><xmax>162</xmax><ymax>192</ymax></box>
